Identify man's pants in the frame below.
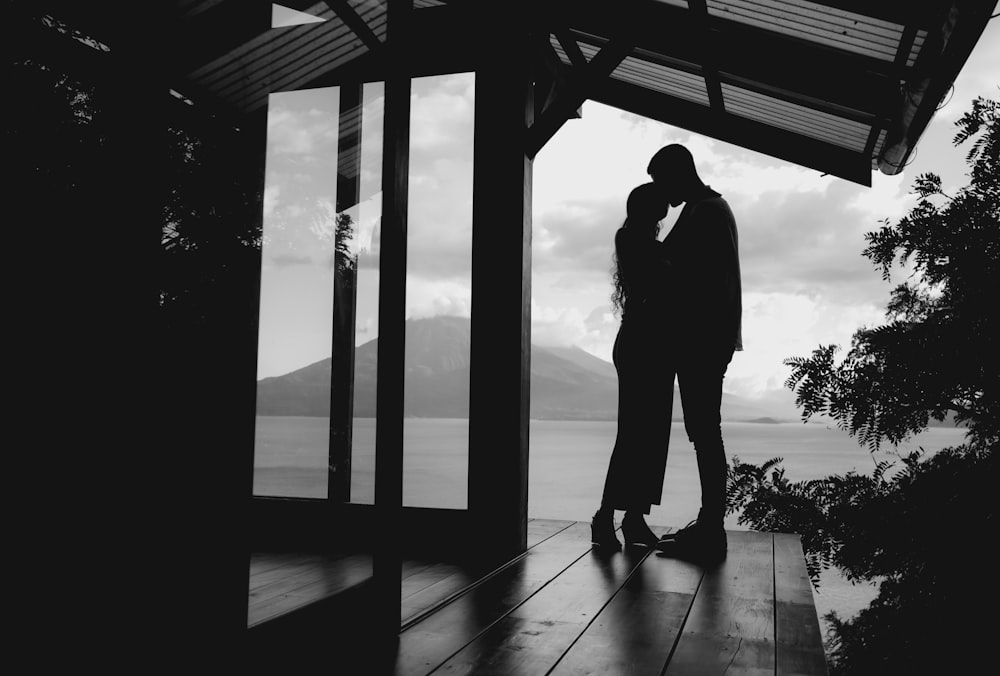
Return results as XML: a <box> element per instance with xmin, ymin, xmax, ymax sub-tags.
<box><xmin>674</xmin><ymin>347</ymin><xmax>734</xmax><ymax>527</ymax></box>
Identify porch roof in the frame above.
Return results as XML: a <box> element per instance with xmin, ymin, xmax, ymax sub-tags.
<box><xmin>164</xmin><ymin>0</ymin><xmax>994</xmax><ymax>186</ymax></box>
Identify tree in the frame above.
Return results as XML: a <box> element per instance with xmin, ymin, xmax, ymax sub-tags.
<box><xmin>727</xmin><ymin>97</ymin><xmax>998</xmax><ymax>675</ymax></box>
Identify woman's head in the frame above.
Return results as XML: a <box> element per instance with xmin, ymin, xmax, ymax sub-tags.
<box><xmin>611</xmin><ymin>183</ymin><xmax>668</xmax><ymax>315</ymax></box>
<box><xmin>625</xmin><ymin>182</ymin><xmax>669</xmax><ymax>235</ymax></box>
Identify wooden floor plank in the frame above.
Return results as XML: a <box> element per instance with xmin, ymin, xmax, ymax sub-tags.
<box><xmin>549</xmin><ymin>529</ymin><xmax>703</xmax><ymax>675</ymax></box>
<box><xmin>402</xmin><ymin>559</ymin><xmax>440</xmax><ymax>580</ymax></box>
<box><xmin>247</xmin><ymin>523</ymin><xmax>828</xmax><ymax>675</ymax></box>
<box><xmin>774</xmin><ymin>533</ymin><xmax>829</xmax><ymax>676</ymax></box>
<box><xmin>249</xmin><ymin>552</ymin><xmax>326</xmax><ymax>584</ymax></box>
<box><xmin>526</xmin><ymin>519</ymin><xmax>575</xmax><ymax>547</ymax></box>
<box><xmin>392</xmin><ymin>522</ymin><xmax>596</xmax><ymax>675</ymax></box>
<box><xmin>402</xmin><ymin>563</ymin><xmax>466</xmax><ymax>601</ymax></box>
<box><xmin>428</xmin><ymin>530</ymin><xmax>668</xmax><ymax>675</ymax></box>
<box><xmin>401</xmin><ymin>566</ymin><xmax>479</xmax><ymax>624</ymax></box>
<box><xmin>248</xmin><ymin>553</ymin><xmax>371</xmax><ymax>627</ymax></box>
<box><xmin>401</xmin><ymin>519</ymin><xmax>578</xmax><ymax>625</ymax></box>
<box><xmin>249</xmin><ymin>554</ymin><xmax>360</xmax><ymax>604</ymax></box>
<box><xmin>663</xmin><ymin>530</ymin><xmax>776</xmax><ymax>676</ymax></box>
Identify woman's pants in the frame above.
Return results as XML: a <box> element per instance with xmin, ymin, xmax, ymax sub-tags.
<box><xmin>602</xmin><ymin>320</ymin><xmax>733</xmax><ymax>521</ymax></box>
<box><xmin>601</xmin><ymin>320</ymin><xmax>672</xmax><ymax>514</ymax></box>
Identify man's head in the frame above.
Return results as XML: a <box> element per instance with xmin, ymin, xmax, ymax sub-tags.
<box><xmin>647</xmin><ymin>144</ymin><xmax>701</xmax><ymax>207</ymax></box>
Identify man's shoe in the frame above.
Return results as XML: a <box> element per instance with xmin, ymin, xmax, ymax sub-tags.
<box><xmin>657</xmin><ymin>519</ymin><xmax>698</xmax><ymax>543</ymax></box>
<box><xmin>656</xmin><ymin>520</ymin><xmax>726</xmax><ymax>564</ymax></box>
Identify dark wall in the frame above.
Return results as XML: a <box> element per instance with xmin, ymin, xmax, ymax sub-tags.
<box><xmin>10</xmin><ymin>2</ymin><xmax>264</xmax><ymax>667</ymax></box>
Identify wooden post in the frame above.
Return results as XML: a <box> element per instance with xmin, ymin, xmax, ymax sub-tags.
<box><xmin>329</xmin><ymin>82</ymin><xmax>363</xmax><ymax>504</ymax></box>
<box><xmin>468</xmin><ymin>14</ymin><xmax>534</xmax><ymax>564</ymax></box>
<box><xmin>374</xmin><ymin>0</ymin><xmax>411</xmax><ymax>637</ymax></box>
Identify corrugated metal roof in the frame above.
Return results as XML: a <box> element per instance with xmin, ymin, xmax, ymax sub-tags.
<box><xmin>170</xmin><ymin>0</ymin><xmax>994</xmax><ymax>186</ymax></box>
<box><xmin>614</xmin><ymin>57</ymin><xmax>711</xmax><ymax>106</ymax></box>
<box><xmin>720</xmin><ymin>81</ymin><xmax>870</xmax><ymax>151</ymax></box>
<box><xmin>707</xmin><ymin>0</ymin><xmax>905</xmax><ymax>62</ymax></box>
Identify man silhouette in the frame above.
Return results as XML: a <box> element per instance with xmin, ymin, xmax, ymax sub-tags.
<box><xmin>648</xmin><ymin>144</ymin><xmax>742</xmax><ymax>563</ymax></box>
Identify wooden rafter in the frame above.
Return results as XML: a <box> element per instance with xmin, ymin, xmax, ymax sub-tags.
<box><xmin>323</xmin><ymin>0</ymin><xmax>383</xmax><ymax>54</ymax></box>
<box><xmin>554</xmin><ymin>28</ymin><xmax>588</xmax><ymax>70</ymax></box>
<box><xmin>528</xmin><ymin>34</ymin><xmax>635</xmax><ymax>157</ymax></box>
<box><xmin>863</xmin><ymin>20</ymin><xmax>920</xmax><ymax>160</ymax></box>
<box><xmin>688</xmin><ymin>0</ymin><xmax>724</xmax><ymax>112</ymax></box>
<box><xmin>531</xmin><ymin>33</ymin><xmax>580</xmax><ymax>120</ymax></box>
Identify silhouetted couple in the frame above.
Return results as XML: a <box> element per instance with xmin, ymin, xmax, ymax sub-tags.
<box><xmin>591</xmin><ymin>144</ymin><xmax>742</xmax><ymax>564</ymax></box>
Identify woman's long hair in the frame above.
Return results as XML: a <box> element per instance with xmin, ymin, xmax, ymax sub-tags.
<box><xmin>611</xmin><ymin>183</ymin><xmax>666</xmax><ymax>316</ymax></box>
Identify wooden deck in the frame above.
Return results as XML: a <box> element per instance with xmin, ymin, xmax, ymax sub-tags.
<box><xmin>248</xmin><ymin>519</ymin><xmax>828</xmax><ymax>675</ymax></box>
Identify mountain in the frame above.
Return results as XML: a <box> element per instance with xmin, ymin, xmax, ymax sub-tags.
<box><xmin>255</xmin><ymin>315</ymin><xmax>785</xmax><ymax>421</ymax></box>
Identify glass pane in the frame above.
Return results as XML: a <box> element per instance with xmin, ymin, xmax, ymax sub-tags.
<box><xmin>253</xmin><ymin>86</ymin><xmax>342</xmax><ymax>499</ymax></box>
<box><xmin>252</xmin><ymin>73</ymin><xmax>474</xmax><ymax>507</ymax></box>
<box><xmin>348</xmin><ymin>81</ymin><xmax>385</xmax><ymax>505</ymax></box>
<box><xmin>402</xmin><ymin>72</ymin><xmax>476</xmax><ymax>509</ymax></box>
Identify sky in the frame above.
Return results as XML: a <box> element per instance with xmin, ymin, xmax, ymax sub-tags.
<box><xmin>258</xmin><ymin>5</ymin><xmax>998</xmax><ymax>419</ymax></box>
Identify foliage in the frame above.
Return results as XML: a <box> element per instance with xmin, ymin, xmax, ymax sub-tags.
<box><xmin>784</xmin><ymin>97</ymin><xmax>998</xmax><ymax>452</ymax></box>
<box><xmin>160</xmin><ymin>96</ymin><xmax>265</xmax><ymax>339</ymax></box>
<box><xmin>727</xmin><ymin>97</ymin><xmax>998</xmax><ymax>675</ymax></box>
<box><xmin>729</xmin><ymin>445</ymin><xmax>994</xmax><ymax>674</ymax></box>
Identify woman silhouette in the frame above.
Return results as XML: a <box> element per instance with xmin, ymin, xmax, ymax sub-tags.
<box><xmin>592</xmin><ymin>182</ymin><xmax>673</xmax><ymax>549</ymax></box>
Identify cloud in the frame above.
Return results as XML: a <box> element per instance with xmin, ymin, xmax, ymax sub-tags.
<box><xmin>533</xmin><ymin>195</ymin><xmax>622</xmax><ymax>276</ymax></box>
<box><xmin>730</xmin><ymin>177</ymin><xmax>912</xmax><ymax>306</ymax></box>
<box><xmin>405</xmin><ymin>277</ymin><xmax>472</xmax><ymax>319</ymax></box>
<box><xmin>406</xmin><ymin>157</ymin><xmax>474</xmax><ymax>280</ymax></box>
<box><xmin>266</xmin><ymin>105</ymin><xmax>339</xmax><ymax>156</ymax></box>
<box><xmin>409</xmin><ymin>73</ymin><xmax>475</xmax><ymax>157</ymax></box>
<box><xmin>531</xmin><ymin>302</ymin><xmax>589</xmax><ymax>348</ymax></box>
<box><xmin>334</xmin><ymin>73</ymin><xmax>479</xmax><ymax>285</ymax></box>
<box><xmin>723</xmin><ymin>290</ymin><xmax>885</xmax><ymax>397</ymax></box>
<box><xmin>531</xmin><ymin>301</ymin><xmax>622</xmax><ymax>362</ymax></box>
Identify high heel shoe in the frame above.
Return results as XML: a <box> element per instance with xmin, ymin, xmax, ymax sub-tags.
<box><xmin>590</xmin><ymin>511</ymin><xmax>621</xmax><ymax>549</ymax></box>
<box><xmin>621</xmin><ymin>514</ymin><xmax>659</xmax><ymax>548</ymax></box>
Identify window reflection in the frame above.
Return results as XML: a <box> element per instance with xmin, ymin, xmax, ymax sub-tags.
<box><xmin>252</xmin><ymin>73</ymin><xmax>475</xmax><ymax>510</ymax></box>
<box><xmin>253</xmin><ymin>86</ymin><xmax>343</xmax><ymax>499</ymax></box>
<box><xmin>401</xmin><ymin>72</ymin><xmax>475</xmax><ymax>509</ymax></box>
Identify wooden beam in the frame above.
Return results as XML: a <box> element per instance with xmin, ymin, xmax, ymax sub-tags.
<box><xmin>717</xmin><ymin>70</ymin><xmax>885</xmax><ymax>127</ymax></box>
<box><xmin>863</xmin><ymin>21</ymin><xmax>920</xmax><ymax>162</ymax></box>
<box><xmin>688</xmin><ymin>0</ymin><xmax>724</xmax><ymax>112</ymax></box>
<box><xmin>554</xmin><ymin>28</ymin><xmax>588</xmax><ymax>70</ymax></box>
<box><xmin>373</xmin><ymin>0</ymin><xmax>411</xmax><ymax>637</ymax></box>
<box><xmin>468</xmin><ymin>20</ymin><xmax>535</xmax><ymax>565</ymax></box>
<box><xmin>591</xmin><ymin>77</ymin><xmax>871</xmax><ymax>186</ymax></box>
<box><xmin>528</xmin><ymin>34</ymin><xmax>634</xmax><ymax>157</ymax></box>
<box><xmin>324</xmin><ymin>0</ymin><xmax>384</xmax><ymax>54</ymax></box>
<box><xmin>531</xmin><ymin>34</ymin><xmax>579</xmax><ymax>120</ymax></box>
<box><xmin>878</xmin><ymin>0</ymin><xmax>993</xmax><ymax>174</ymax></box>
<box><xmin>328</xmin><ymin>82</ymin><xmax>363</xmax><ymax>504</ymax></box>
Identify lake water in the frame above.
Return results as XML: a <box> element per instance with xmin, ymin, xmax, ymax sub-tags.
<box><xmin>253</xmin><ymin>416</ymin><xmax>966</xmax><ymax>638</ymax></box>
